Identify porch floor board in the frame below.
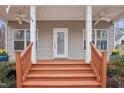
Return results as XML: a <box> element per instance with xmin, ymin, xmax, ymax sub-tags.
<box><xmin>37</xmin><ymin>59</ymin><xmax>85</xmax><ymax>64</ymax></box>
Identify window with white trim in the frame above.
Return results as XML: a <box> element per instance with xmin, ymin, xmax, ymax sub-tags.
<box><xmin>13</xmin><ymin>29</ymin><xmax>38</xmax><ymax>51</ymax></box>
<box><xmin>121</xmin><ymin>40</ymin><xmax>124</xmax><ymax>45</ymax></box>
<box><xmin>83</xmin><ymin>29</ymin><xmax>108</xmax><ymax>50</ymax></box>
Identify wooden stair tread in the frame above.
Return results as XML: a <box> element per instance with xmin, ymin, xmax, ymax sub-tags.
<box><xmin>31</xmin><ymin>65</ymin><xmax>90</xmax><ymax>68</ymax></box>
<box><xmin>22</xmin><ymin>80</ymin><xmax>100</xmax><ymax>86</ymax></box>
<box><xmin>30</xmin><ymin>67</ymin><xmax>92</xmax><ymax>70</ymax></box>
<box><xmin>27</xmin><ymin>73</ymin><xmax>96</xmax><ymax>77</ymax></box>
<box><xmin>29</xmin><ymin>70</ymin><xmax>93</xmax><ymax>74</ymax></box>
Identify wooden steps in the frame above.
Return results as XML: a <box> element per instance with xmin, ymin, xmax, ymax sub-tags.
<box><xmin>21</xmin><ymin>60</ymin><xmax>100</xmax><ymax>88</ymax></box>
<box><xmin>22</xmin><ymin>81</ymin><xmax>100</xmax><ymax>88</ymax></box>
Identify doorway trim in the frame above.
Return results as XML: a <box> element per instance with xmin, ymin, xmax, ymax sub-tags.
<box><xmin>53</xmin><ymin>28</ymin><xmax>68</xmax><ymax>59</ymax></box>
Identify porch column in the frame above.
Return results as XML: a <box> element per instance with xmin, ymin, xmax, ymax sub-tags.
<box><xmin>85</xmin><ymin>5</ymin><xmax>92</xmax><ymax>63</ymax></box>
<box><xmin>30</xmin><ymin>5</ymin><xmax>37</xmax><ymax>64</ymax></box>
<box><xmin>5</xmin><ymin>23</ymin><xmax>8</xmax><ymax>52</ymax></box>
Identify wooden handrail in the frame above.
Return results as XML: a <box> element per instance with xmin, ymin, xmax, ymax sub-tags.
<box><xmin>16</xmin><ymin>42</ymin><xmax>33</xmax><ymax>88</ymax></box>
<box><xmin>90</xmin><ymin>42</ymin><xmax>102</xmax><ymax>59</ymax></box>
<box><xmin>90</xmin><ymin>42</ymin><xmax>107</xmax><ymax>88</ymax></box>
<box><xmin>21</xmin><ymin>43</ymin><xmax>33</xmax><ymax>58</ymax></box>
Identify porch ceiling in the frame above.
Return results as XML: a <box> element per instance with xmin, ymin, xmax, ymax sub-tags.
<box><xmin>0</xmin><ymin>5</ymin><xmax>124</xmax><ymax>22</ymax></box>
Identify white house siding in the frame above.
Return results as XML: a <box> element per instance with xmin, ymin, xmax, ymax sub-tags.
<box><xmin>7</xmin><ymin>27</ymin><xmax>15</xmax><ymax>60</ymax></box>
<box><xmin>108</xmin><ymin>26</ymin><xmax>114</xmax><ymax>59</ymax></box>
<box><xmin>116</xmin><ymin>36</ymin><xmax>124</xmax><ymax>45</ymax></box>
<box><xmin>8</xmin><ymin>21</ymin><xmax>113</xmax><ymax>60</ymax></box>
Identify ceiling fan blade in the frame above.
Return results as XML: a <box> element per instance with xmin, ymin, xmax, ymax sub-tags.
<box><xmin>22</xmin><ymin>18</ymin><xmax>30</xmax><ymax>23</ymax></box>
<box><xmin>16</xmin><ymin>13</ymin><xmax>27</xmax><ymax>18</ymax></box>
<box><xmin>16</xmin><ymin>16</ymin><xmax>23</xmax><ymax>25</ymax></box>
<box><xmin>18</xmin><ymin>20</ymin><xmax>23</xmax><ymax>25</ymax></box>
<box><xmin>101</xmin><ymin>17</ymin><xmax>111</xmax><ymax>22</ymax></box>
<box><xmin>15</xmin><ymin>13</ymin><xmax>32</xmax><ymax>24</ymax></box>
<box><xmin>94</xmin><ymin>18</ymin><xmax>101</xmax><ymax>25</ymax></box>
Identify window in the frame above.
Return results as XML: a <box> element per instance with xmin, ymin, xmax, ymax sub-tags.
<box><xmin>121</xmin><ymin>40</ymin><xmax>124</xmax><ymax>45</ymax></box>
<box><xmin>14</xmin><ymin>30</ymin><xmax>25</xmax><ymax>50</ymax></box>
<box><xmin>83</xmin><ymin>30</ymin><xmax>95</xmax><ymax>50</ymax></box>
<box><xmin>96</xmin><ymin>30</ymin><xmax>107</xmax><ymax>50</ymax></box>
<box><xmin>83</xmin><ymin>29</ymin><xmax>108</xmax><ymax>50</ymax></box>
<box><xmin>13</xmin><ymin>29</ymin><xmax>38</xmax><ymax>51</ymax></box>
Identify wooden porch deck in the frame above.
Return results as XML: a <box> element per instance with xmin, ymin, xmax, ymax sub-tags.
<box><xmin>37</xmin><ymin>59</ymin><xmax>85</xmax><ymax>64</ymax></box>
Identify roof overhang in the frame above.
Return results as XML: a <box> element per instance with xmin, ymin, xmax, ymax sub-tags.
<box><xmin>0</xmin><ymin>5</ymin><xmax>124</xmax><ymax>23</ymax></box>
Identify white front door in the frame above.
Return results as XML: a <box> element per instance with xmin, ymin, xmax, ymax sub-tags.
<box><xmin>53</xmin><ymin>28</ymin><xmax>68</xmax><ymax>58</ymax></box>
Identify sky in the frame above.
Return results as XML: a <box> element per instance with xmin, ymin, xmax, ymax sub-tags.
<box><xmin>0</xmin><ymin>20</ymin><xmax>5</xmax><ymax>29</ymax></box>
<box><xmin>116</xmin><ymin>20</ymin><xmax>124</xmax><ymax>29</ymax></box>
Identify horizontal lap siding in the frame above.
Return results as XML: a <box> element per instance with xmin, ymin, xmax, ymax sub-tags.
<box><xmin>69</xmin><ymin>28</ymin><xmax>84</xmax><ymax>59</ymax></box>
<box><xmin>37</xmin><ymin>23</ymin><xmax>53</xmax><ymax>59</ymax></box>
<box><xmin>107</xmin><ymin>26</ymin><xmax>114</xmax><ymax>60</ymax></box>
<box><xmin>7</xmin><ymin>27</ymin><xmax>15</xmax><ymax>60</ymax></box>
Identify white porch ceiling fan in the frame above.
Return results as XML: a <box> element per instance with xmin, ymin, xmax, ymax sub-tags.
<box><xmin>94</xmin><ymin>11</ymin><xmax>112</xmax><ymax>25</ymax></box>
<box><xmin>15</xmin><ymin>13</ymin><xmax>30</xmax><ymax>25</ymax></box>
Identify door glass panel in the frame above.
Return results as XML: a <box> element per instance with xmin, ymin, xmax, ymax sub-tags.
<box><xmin>57</xmin><ymin>32</ymin><xmax>64</xmax><ymax>55</ymax></box>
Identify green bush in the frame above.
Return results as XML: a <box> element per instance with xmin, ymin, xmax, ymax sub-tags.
<box><xmin>108</xmin><ymin>51</ymin><xmax>124</xmax><ymax>87</ymax></box>
<box><xmin>107</xmin><ymin>66</ymin><xmax>119</xmax><ymax>77</ymax></box>
<box><xmin>110</xmin><ymin>54</ymin><xmax>122</xmax><ymax>63</ymax></box>
<box><xmin>111</xmin><ymin>49</ymin><xmax>120</xmax><ymax>55</ymax></box>
<box><xmin>0</xmin><ymin>62</ymin><xmax>15</xmax><ymax>88</ymax></box>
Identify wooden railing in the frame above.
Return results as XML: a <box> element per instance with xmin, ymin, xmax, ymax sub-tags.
<box><xmin>90</xmin><ymin>42</ymin><xmax>107</xmax><ymax>88</ymax></box>
<box><xmin>16</xmin><ymin>42</ymin><xmax>33</xmax><ymax>88</ymax></box>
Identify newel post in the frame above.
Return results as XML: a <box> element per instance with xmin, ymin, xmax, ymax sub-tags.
<box><xmin>16</xmin><ymin>52</ymin><xmax>22</xmax><ymax>88</ymax></box>
<box><xmin>101</xmin><ymin>52</ymin><xmax>107</xmax><ymax>88</ymax></box>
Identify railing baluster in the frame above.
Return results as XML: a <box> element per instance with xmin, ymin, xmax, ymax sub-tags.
<box><xmin>90</xmin><ymin>42</ymin><xmax>107</xmax><ymax>88</ymax></box>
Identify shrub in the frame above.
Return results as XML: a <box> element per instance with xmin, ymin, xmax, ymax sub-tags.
<box><xmin>108</xmin><ymin>51</ymin><xmax>124</xmax><ymax>87</ymax></box>
<box><xmin>111</xmin><ymin>49</ymin><xmax>120</xmax><ymax>55</ymax></box>
<box><xmin>110</xmin><ymin>54</ymin><xmax>122</xmax><ymax>63</ymax></box>
<box><xmin>0</xmin><ymin>62</ymin><xmax>15</xmax><ymax>88</ymax></box>
<box><xmin>0</xmin><ymin>48</ymin><xmax>8</xmax><ymax>56</ymax></box>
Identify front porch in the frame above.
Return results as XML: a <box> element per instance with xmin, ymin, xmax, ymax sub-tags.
<box><xmin>1</xmin><ymin>5</ymin><xmax>124</xmax><ymax>88</ymax></box>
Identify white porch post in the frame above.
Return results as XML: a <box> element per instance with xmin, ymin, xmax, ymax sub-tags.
<box><xmin>30</xmin><ymin>5</ymin><xmax>37</xmax><ymax>64</ymax></box>
<box><xmin>85</xmin><ymin>5</ymin><xmax>92</xmax><ymax>63</ymax></box>
<box><xmin>5</xmin><ymin>23</ymin><xmax>8</xmax><ymax>52</ymax></box>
